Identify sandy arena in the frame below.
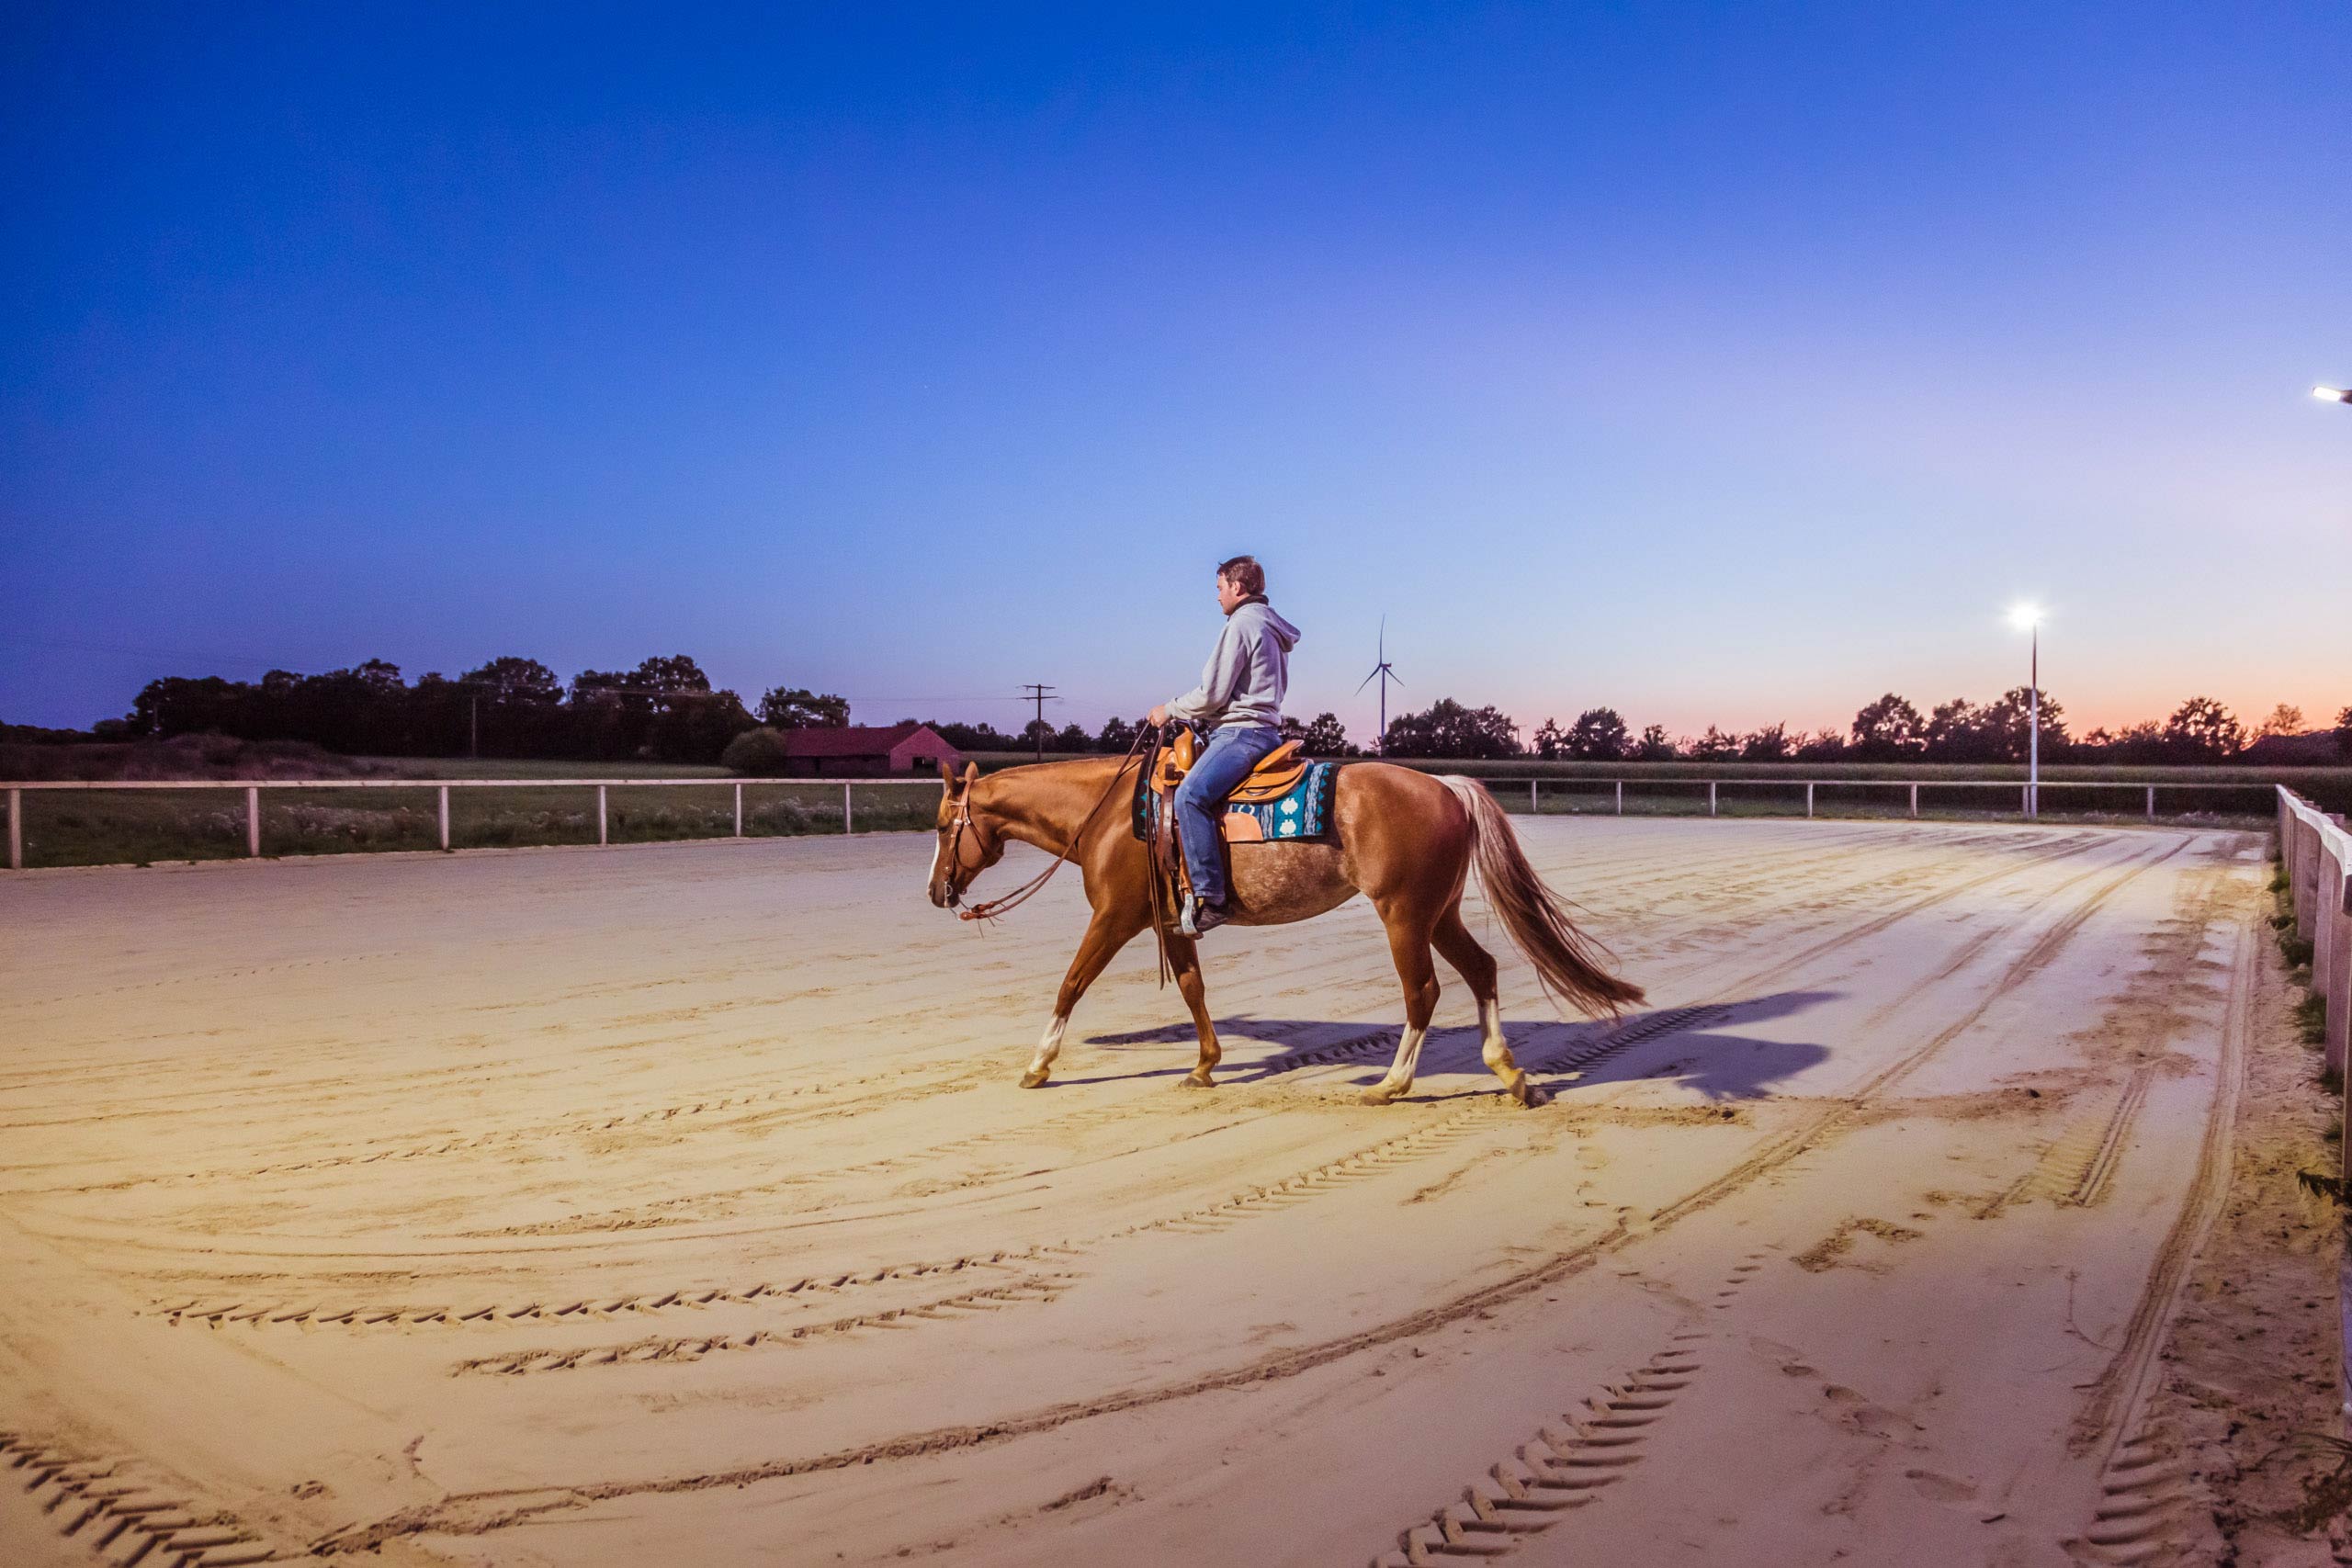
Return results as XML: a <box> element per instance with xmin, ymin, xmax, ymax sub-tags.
<box><xmin>0</xmin><ymin>813</ymin><xmax>2286</xmax><ymax>1565</ymax></box>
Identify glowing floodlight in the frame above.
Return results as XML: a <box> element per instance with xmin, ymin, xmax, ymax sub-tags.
<box><xmin>2316</xmin><ymin>385</ymin><xmax>2352</xmax><ymax>404</ymax></box>
<box><xmin>2007</xmin><ymin>604</ymin><xmax>2045</xmax><ymax>818</ymax></box>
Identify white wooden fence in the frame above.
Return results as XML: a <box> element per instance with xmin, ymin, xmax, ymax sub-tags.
<box><xmin>2278</xmin><ymin>787</ymin><xmax>2352</xmax><ymax>1095</ymax></box>
<box><xmin>1517</xmin><ymin>776</ymin><xmax>2275</xmax><ymax>819</ymax></box>
<box><xmin>2276</xmin><ymin>788</ymin><xmax>2352</xmax><ymax>1434</ymax></box>
<box><xmin>0</xmin><ymin>773</ymin><xmax>2303</xmax><ymax>872</ymax></box>
<box><xmin>0</xmin><ymin>777</ymin><xmax>936</xmax><ymax>870</ymax></box>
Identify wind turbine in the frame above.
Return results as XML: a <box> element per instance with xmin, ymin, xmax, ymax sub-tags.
<box><xmin>1357</xmin><ymin>618</ymin><xmax>1402</xmax><ymax>754</ymax></box>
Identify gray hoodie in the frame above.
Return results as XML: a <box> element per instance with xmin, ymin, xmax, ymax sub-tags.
<box><xmin>1166</xmin><ymin>599</ymin><xmax>1301</xmax><ymax>731</ymax></box>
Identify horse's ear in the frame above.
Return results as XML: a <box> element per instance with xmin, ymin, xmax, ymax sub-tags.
<box><xmin>938</xmin><ymin>759</ymin><xmax>956</xmax><ymax>787</ymax></box>
<box><xmin>960</xmin><ymin>761</ymin><xmax>979</xmax><ymax>789</ymax></box>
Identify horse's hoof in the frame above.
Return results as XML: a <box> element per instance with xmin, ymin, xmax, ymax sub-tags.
<box><xmin>1511</xmin><ymin>1079</ymin><xmax>1549</xmax><ymax>1109</ymax></box>
<box><xmin>1019</xmin><ymin>1069</ymin><xmax>1049</xmax><ymax>1089</ymax></box>
<box><xmin>1181</xmin><ymin>1072</ymin><xmax>1216</xmax><ymax>1090</ymax></box>
<box><xmin>1361</xmin><ymin>1085</ymin><xmax>1403</xmax><ymax>1106</ymax></box>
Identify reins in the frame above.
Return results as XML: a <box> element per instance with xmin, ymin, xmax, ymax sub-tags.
<box><xmin>951</xmin><ymin>726</ymin><xmax>1158</xmax><ymax>925</ymax></box>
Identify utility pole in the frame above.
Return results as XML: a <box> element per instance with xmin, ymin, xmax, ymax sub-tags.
<box><xmin>469</xmin><ymin>694</ymin><xmax>479</xmax><ymax>760</ymax></box>
<box><xmin>1022</xmin><ymin>683</ymin><xmax>1057</xmax><ymax>761</ymax></box>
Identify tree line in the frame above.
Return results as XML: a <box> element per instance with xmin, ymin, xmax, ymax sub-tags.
<box><xmin>34</xmin><ymin>655</ymin><xmax>2351</xmax><ymax>769</ymax></box>
<box><xmin>74</xmin><ymin>657</ymin><xmax>1367</xmax><ymax>765</ymax></box>
<box><xmin>922</xmin><ymin>711</ymin><xmax>1359</xmax><ymax>757</ymax></box>
<box><xmin>1375</xmin><ymin>694</ymin><xmax>2352</xmax><ymax>763</ymax></box>
<box><xmin>110</xmin><ymin>657</ymin><xmax>848</xmax><ymax>765</ymax></box>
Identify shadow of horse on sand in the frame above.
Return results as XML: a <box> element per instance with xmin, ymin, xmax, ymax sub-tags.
<box><xmin>1072</xmin><ymin>989</ymin><xmax>1838</xmax><ymax>1104</ymax></box>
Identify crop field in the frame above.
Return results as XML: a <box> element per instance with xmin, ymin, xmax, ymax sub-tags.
<box><xmin>0</xmin><ymin>810</ymin><xmax>2291</xmax><ymax>1565</ymax></box>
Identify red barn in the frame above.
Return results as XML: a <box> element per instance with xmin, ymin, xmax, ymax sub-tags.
<box><xmin>777</xmin><ymin>722</ymin><xmax>963</xmax><ymax>778</ymax></box>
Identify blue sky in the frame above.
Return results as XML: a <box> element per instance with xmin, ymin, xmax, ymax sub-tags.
<box><xmin>5</xmin><ymin>2</ymin><xmax>2347</xmax><ymax>742</ymax></box>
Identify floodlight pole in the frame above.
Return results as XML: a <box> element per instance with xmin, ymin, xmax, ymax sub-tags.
<box><xmin>2027</xmin><ymin>622</ymin><xmax>2039</xmax><ymax>819</ymax></box>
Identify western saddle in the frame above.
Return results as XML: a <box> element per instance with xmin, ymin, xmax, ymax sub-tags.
<box><xmin>1148</xmin><ymin>728</ymin><xmax>1309</xmax><ymax>805</ymax></box>
<box><xmin>1147</xmin><ymin>728</ymin><xmax>1311</xmax><ymax>878</ymax></box>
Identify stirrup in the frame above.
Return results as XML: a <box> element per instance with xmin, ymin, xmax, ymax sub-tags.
<box><xmin>1180</xmin><ymin>896</ymin><xmax>1227</xmax><ymax>939</ymax></box>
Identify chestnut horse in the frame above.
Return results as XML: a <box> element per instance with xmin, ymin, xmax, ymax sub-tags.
<box><xmin>925</xmin><ymin>757</ymin><xmax>1644</xmax><ymax>1105</ymax></box>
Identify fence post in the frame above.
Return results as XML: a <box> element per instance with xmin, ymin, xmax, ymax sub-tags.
<box><xmin>246</xmin><ymin>786</ymin><xmax>260</xmax><ymax>857</ymax></box>
<box><xmin>1615</xmin><ymin>780</ymin><xmax>1623</xmax><ymax>817</ymax></box>
<box><xmin>1805</xmin><ymin>782</ymin><xmax>1815</xmax><ymax>818</ymax></box>
<box><xmin>842</xmin><ymin>784</ymin><xmax>854</xmax><ymax>835</ymax></box>
<box><xmin>6</xmin><ymin>787</ymin><xmax>18</xmax><ymax>871</ymax></box>
<box><xmin>437</xmin><ymin>784</ymin><xmax>450</xmax><ymax>852</ymax></box>
<box><xmin>2327</xmin><ymin>850</ymin><xmax>2351</xmax><ymax>1091</ymax></box>
<box><xmin>2147</xmin><ymin>784</ymin><xmax>2155</xmax><ymax>821</ymax></box>
<box><xmin>2310</xmin><ymin>823</ymin><xmax>2330</xmax><ymax>934</ymax></box>
<box><xmin>734</xmin><ymin>783</ymin><xmax>744</xmax><ymax>838</ymax></box>
<box><xmin>2312</xmin><ymin>827</ymin><xmax>2352</xmax><ymax>1189</ymax></box>
<box><xmin>2317</xmin><ymin>839</ymin><xmax>2344</xmax><ymax>1079</ymax></box>
<box><xmin>1909</xmin><ymin>783</ymin><xmax>1918</xmax><ymax>818</ymax></box>
<box><xmin>1530</xmin><ymin>779</ymin><xmax>1538</xmax><ymax>815</ymax></box>
<box><xmin>597</xmin><ymin>784</ymin><xmax>608</xmax><ymax>847</ymax></box>
<box><xmin>2021</xmin><ymin>784</ymin><xmax>2030</xmax><ymax>817</ymax></box>
<box><xmin>2298</xmin><ymin>818</ymin><xmax>2321</xmax><ymax>940</ymax></box>
<box><xmin>2312</xmin><ymin>838</ymin><xmax>2332</xmax><ymax>1001</ymax></box>
<box><xmin>1708</xmin><ymin>781</ymin><xmax>1717</xmax><ymax>818</ymax></box>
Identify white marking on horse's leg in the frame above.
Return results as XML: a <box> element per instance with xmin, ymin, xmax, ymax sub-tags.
<box><xmin>1476</xmin><ymin>998</ymin><xmax>1510</xmax><ymax>1069</ymax></box>
<box><xmin>1023</xmin><ymin>1013</ymin><xmax>1069</xmax><ymax>1087</ymax></box>
<box><xmin>1477</xmin><ymin>996</ymin><xmax>1541</xmax><ymax>1104</ymax></box>
<box><xmin>1396</xmin><ymin>1022</ymin><xmax>1430</xmax><ymax>1081</ymax></box>
<box><xmin>1033</xmin><ymin>1013</ymin><xmax>1069</xmax><ymax>1071</ymax></box>
<box><xmin>1368</xmin><ymin>1022</ymin><xmax>1428</xmax><ymax>1100</ymax></box>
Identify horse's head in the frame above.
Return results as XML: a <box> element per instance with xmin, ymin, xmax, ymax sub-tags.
<box><xmin>928</xmin><ymin>760</ymin><xmax>1004</xmax><ymax>909</ymax></box>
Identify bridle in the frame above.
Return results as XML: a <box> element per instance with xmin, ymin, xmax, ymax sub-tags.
<box><xmin>941</xmin><ymin>724</ymin><xmax>1159</xmax><ymax>924</ymax></box>
<box><xmin>938</xmin><ymin>786</ymin><xmax>985</xmax><ymax>910</ymax></box>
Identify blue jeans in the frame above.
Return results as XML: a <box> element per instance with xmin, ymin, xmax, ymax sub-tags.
<box><xmin>1174</xmin><ymin>723</ymin><xmax>1285</xmax><ymax>905</ymax></box>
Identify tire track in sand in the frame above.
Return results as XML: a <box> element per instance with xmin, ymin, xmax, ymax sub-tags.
<box><xmin>1361</xmin><ymin>837</ymin><xmax>2219</xmax><ymax>1565</ymax></box>
<box><xmin>306</xmin><ymin>833</ymin><xmax>2169</xmax><ymax>1554</ymax></box>
<box><xmin>1365</xmin><ymin>1250</ymin><xmax>1771</xmax><ymax>1564</ymax></box>
<box><xmin>1372</xmin><ymin>1332</ymin><xmax>1712</xmax><ymax>1564</ymax></box>
<box><xmin>138</xmin><ymin>838</ymin><xmax>2152</xmax><ymax>1345</ymax></box>
<box><xmin>8</xmin><ymin>827</ymin><xmax>2103</xmax><ymax>1207</ymax></box>
<box><xmin>2054</xmin><ymin>917</ymin><xmax>2253</xmax><ymax>1566</ymax></box>
<box><xmin>0</xmin><ymin>1428</ymin><xmax>284</xmax><ymax>1566</ymax></box>
<box><xmin>6</xmin><ymin>1056</ymin><xmax>990</xmax><ymax>1199</ymax></box>
<box><xmin>90</xmin><ymin>835</ymin><xmax>2107</xmax><ymax>1272</ymax></box>
<box><xmin>155</xmin><ymin>1103</ymin><xmax>1502</xmax><ymax>1345</ymax></box>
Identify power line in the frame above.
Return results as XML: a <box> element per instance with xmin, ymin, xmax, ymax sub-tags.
<box><xmin>848</xmin><ymin>694</ymin><xmax>1078</xmax><ymax>704</ymax></box>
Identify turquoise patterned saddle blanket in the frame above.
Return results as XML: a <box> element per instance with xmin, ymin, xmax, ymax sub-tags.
<box><xmin>1132</xmin><ymin>759</ymin><xmax>1341</xmax><ymax>843</ymax></box>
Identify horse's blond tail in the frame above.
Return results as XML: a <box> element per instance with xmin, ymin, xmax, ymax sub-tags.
<box><xmin>1439</xmin><ymin>775</ymin><xmax>1645</xmax><ymax>1018</ymax></box>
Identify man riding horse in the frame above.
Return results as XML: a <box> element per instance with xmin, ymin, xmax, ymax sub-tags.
<box><xmin>1145</xmin><ymin>554</ymin><xmax>1301</xmax><ymax>940</ymax></box>
<box><xmin>927</xmin><ymin>560</ymin><xmax>1644</xmax><ymax>1105</ymax></box>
